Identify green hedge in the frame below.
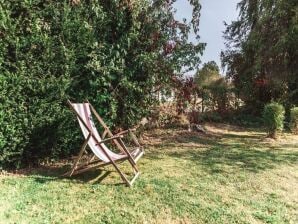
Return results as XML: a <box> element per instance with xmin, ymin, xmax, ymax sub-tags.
<box><xmin>0</xmin><ymin>1</ymin><xmax>96</xmax><ymax>168</ymax></box>
<box><xmin>0</xmin><ymin>0</ymin><xmax>204</xmax><ymax>168</ymax></box>
<box><xmin>0</xmin><ymin>0</ymin><xmax>145</xmax><ymax>168</ymax></box>
<box><xmin>262</xmin><ymin>102</ymin><xmax>285</xmax><ymax>138</ymax></box>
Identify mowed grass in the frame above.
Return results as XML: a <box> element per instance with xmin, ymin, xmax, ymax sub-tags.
<box><xmin>0</xmin><ymin>124</ymin><xmax>297</xmax><ymax>224</ymax></box>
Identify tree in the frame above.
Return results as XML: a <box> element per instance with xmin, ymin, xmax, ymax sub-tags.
<box><xmin>195</xmin><ymin>61</ymin><xmax>220</xmax><ymax>88</ymax></box>
<box><xmin>194</xmin><ymin>61</ymin><xmax>229</xmax><ymax>112</ymax></box>
<box><xmin>173</xmin><ymin>76</ymin><xmax>198</xmax><ymax>115</ymax></box>
<box><xmin>221</xmin><ymin>0</ymin><xmax>298</xmax><ymax>113</ymax></box>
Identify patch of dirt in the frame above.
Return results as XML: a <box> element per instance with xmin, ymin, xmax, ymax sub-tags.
<box><xmin>1</xmin><ymin>162</ymin><xmax>69</xmax><ymax>177</ymax></box>
<box><xmin>261</xmin><ymin>132</ymin><xmax>298</xmax><ymax>148</ymax></box>
<box><xmin>141</xmin><ymin>122</ymin><xmax>251</xmax><ymax>146</ymax></box>
<box><xmin>140</xmin><ymin>124</ymin><xmax>226</xmax><ymax>151</ymax></box>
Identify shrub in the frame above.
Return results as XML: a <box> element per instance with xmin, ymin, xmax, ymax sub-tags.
<box><xmin>148</xmin><ymin>105</ymin><xmax>189</xmax><ymax>129</ymax></box>
<box><xmin>262</xmin><ymin>102</ymin><xmax>285</xmax><ymax>138</ymax></box>
<box><xmin>290</xmin><ymin>107</ymin><xmax>298</xmax><ymax>134</ymax></box>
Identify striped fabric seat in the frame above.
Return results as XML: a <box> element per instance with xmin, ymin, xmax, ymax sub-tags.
<box><xmin>65</xmin><ymin>100</ymin><xmax>144</xmax><ymax>186</ymax></box>
<box><xmin>72</xmin><ymin>103</ymin><xmax>137</xmax><ymax>162</ymax></box>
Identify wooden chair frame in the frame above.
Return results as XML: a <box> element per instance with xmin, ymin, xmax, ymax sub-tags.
<box><xmin>64</xmin><ymin>99</ymin><xmax>144</xmax><ymax>186</ymax></box>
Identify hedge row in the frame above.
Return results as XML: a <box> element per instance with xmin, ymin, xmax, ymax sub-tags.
<box><xmin>0</xmin><ymin>0</ymin><xmax>205</xmax><ymax>168</ymax></box>
<box><xmin>0</xmin><ymin>0</ymin><xmax>160</xmax><ymax>168</ymax></box>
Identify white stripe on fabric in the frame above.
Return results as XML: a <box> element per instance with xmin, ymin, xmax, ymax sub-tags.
<box><xmin>74</xmin><ymin>103</ymin><xmax>109</xmax><ymax>162</ymax></box>
<box><xmin>72</xmin><ymin>103</ymin><xmax>129</xmax><ymax>162</ymax></box>
<box><xmin>84</xmin><ymin>104</ymin><xmax>125</xmax><ymax>160</ymax></box>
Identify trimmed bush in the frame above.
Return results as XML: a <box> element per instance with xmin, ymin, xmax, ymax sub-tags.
<box><xmin>290</xmin><ymin>107</ymin><xmax>298</xmax><ymax>134</ymax></box>
<box><xmin>262</xmin><ymin>102</ymin><xmax>285</xmax><ymax>138</ymax></box>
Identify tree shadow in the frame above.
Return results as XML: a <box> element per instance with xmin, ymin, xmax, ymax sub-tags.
<box><xmin>146</xmin><ymin>132</ymin><xmax>298</xmax><ymax>174</ymax></box>
<box><xmin>145</xmin><ymin>131</ymin><xmax>222</xmax><ymax>149</ymax></box>
<box><xmin>222</xmin><ymin>133</ymin><xmax>262</xmax><ymax>140</ymax></box>
<box><xmin>148</xmin><ymin>145</ymin><xmax>298</xmax><ymax>174</ymax></box>
<box><xmin>8</xmin><ymin>127</ymin><xmax>297</xmax><ymax>184</ymax></box>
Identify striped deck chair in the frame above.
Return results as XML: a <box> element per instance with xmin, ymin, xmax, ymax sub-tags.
<box><xmin>65</xmin><ymin>99</ymin><xmax>144</xmax><ymax>186</ymax></box>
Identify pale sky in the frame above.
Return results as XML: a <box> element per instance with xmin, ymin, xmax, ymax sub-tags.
<box><xmin>174</xmin><ymin>0</ymin><xmax>239</xmax><ymax>70</ymax></box>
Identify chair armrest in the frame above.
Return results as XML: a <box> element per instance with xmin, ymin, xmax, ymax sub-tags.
<box><xmin>96</xmin><ymin>135</ymin><xmax>123</xmax><ymax>145</ymax></box>
<box><xmin>116</xmin><ymin>128</ymin><xmax>136</xmax><ymax>136</ymax></box>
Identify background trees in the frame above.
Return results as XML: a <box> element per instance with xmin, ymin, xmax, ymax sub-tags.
<box><xmin>221</xmin><ymin>0</ymin><xmax>298</xmax><ymax>113</ymax></box>
<box><xmin>194</xmin><ymin>61</ymin><xmax>231</xmax><ymax>113</ymax></box>
<box><xmin>0</xmin><ymin>0</ymin><xmax>205</xmax><ymax>168</ymax></box>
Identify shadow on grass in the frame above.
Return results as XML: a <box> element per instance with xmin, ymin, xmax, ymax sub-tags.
<box><xmin>146</xmin><ymin>133</ymin><xmax>222</xmax><ymax>149</ymax></box>
<box><xmin>19</xmin><ymin>164</ymin><xmax>125</xmax><ymax>186</ymax></box>
<box><xmin>9</xmin><ymin>127</ymin><xmax>298</xmax><ymax>184</ymax></box>
<box><xmin>174</xmin><ymin>146</ymin><xmax>296</xmax><ymax>173</ymax></box>
<box><xmin>222</xmin><ymin>133</ymin><xmax>262</xmax><ymax>140</ymax></box>
<box><xmin>146</xmin><ymin>132</ymin><xmax>298</xmax><ymax>174</ymax></box>
<box><xmin>12</xmin><ymin>165</ymin><xmax>111</xmax><ymax>184</ymax></box>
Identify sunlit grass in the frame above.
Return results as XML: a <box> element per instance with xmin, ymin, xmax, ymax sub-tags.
<box><xmin>1</xmin><ymin>124</ymin><xmax>297</xmax><ymax>223</ymax></box>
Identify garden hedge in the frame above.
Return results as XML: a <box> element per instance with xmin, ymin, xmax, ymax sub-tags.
<box><xmin>0</xmin><ymin>0</ymin><xmax>204</xmax><ymax>168</ymax></box>
<box><xmin>263</xmin><ymin>102</ymin><xmax>285</xmax><ymax>138</ymax></box>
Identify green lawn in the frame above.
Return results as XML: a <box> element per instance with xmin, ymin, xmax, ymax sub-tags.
<box><xmin>1</xmin><ymin>124</ymin><xmax>297</xmax><ymax>224</ymax></box>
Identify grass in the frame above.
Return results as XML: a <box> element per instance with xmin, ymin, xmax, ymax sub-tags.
<box><xmin>0</xmin><ymin>123</ymin><xmax>297</xmax><ymax>224</ymax></box>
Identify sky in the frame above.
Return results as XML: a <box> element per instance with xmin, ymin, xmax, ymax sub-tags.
<box><xmin>174</xmin><ymin>0</ymin><xmax>239</xmax><ymax>71</ymax></box>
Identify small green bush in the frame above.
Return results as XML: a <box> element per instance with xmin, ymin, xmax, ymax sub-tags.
<box><xmin>290</xmin><ymin>107</ymin><xmax>298</xmax><ymax>134</ymax></box>
<box><xmin>263</xmin><ymin>102</ymin><xmax>285</xmax><ymax>138</ymax></box>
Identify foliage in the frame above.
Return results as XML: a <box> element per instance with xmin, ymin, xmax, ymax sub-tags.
<box><xmin>208</xmin><ymin>78</ymin><xmax>230</xmax><ymax>113</ymax></box>
<box><xmin>173</xmin><ymin>77</ymin><xmax>198</xmax><ymax>115</ymax></box>
<box><xmin>173</xmin><ymin>61</ymin><xmax>233</xmax><ymax>119</ymax></box>
<box><xmin>289</xmin><ymin>107</ymin><xmax>298</xmax><ymax>133</ymax></box>
<box><xmin>197</xmin><ymin>111</ymin><xmax>222</xmax><ymax>123</ymax></box>
<box><xmin>145</xmin><ymin>104</ymin><xmax>189</xmax><ymax>129</ymax></box>
<box><xmin>263</xmin><ymin>102</ymin><xmax>285</xmax><ymax>138</ymax></box>
<box><xmin>195</xmin><ymin>61</ymin><xmax>220</xmax><ymax>88</ymax></box>
<box><xmin>225</xmin><ymin>112</ymin><xmax>263</xmax><ymax>128</ymax></box>
<box><xmin>222</xmin><ymin>0</ymin><xmax>298</xmax><ymax>111</ymax></box>
<box><xmin>0</xmin><ymin>0</ymin><xmax>205</xmax><ymax>168</ymax></box>
<box><xmin>194</xmin><ymin>61</ymin><xmax>231</xmax><ymax>113</ymax></box>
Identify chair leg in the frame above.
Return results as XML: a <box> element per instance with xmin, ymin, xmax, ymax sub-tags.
<box><xmin>117</xmin><ymin>139</ymin><xmax>137</xmax><ymax>164</ymax></box>
<box><xmin>87</xmin><ymin>155</ymin><xmax>96</xmax><ymax>165</ymax></box>
<box><xmin>69</xmin><ymin>134</ymin><xmax>91</xmax><ymax>176</ymax></box>
<box><xmin>129</xmin><ymin>172</ymin><xmax>140</xmax><ymax>186</ymax></box>
<box><xmin>111</xmin><ymin>165</ymin><xmax>140</xmax><ymax>187</ymax></box>
<box><xmin>115</xmin><ymin>138</ymin><xmax>140</xmax><ymax>176</ymax></box>
<box><xmin>108</xmin><ymin>160</ymin><xmax>131</xmax><ymax>186</ymax></box>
